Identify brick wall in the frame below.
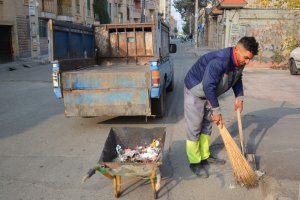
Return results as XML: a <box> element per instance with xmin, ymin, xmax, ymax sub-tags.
<box><xmin>16</xmin><ymin>15</ymin><xmax>31</xmax><ymax>58</ymax></box>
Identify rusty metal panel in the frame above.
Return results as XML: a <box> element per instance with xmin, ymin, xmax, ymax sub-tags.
<box><xmin>63</xmin><ymin>89</ymin><xmax>151</xmax><ymax>116</ymax></box>
<box><xmin>118</xmin><ymin>33</ymin><xmax>127</xmax><ymax>56</ymax></box>
<box><xmin>61</xmin><ymin>65</ymin><xmax>150</xmax><ymax>90</ymax></box>
<box><xmin>136</xmin><ymin>32</ymin><xmax>145</xmax><ymax>56</ymax></box>
<box><xmin>127</xmin><ymin>32</ymin><xmax>136</xmax><ymax>56</ymax></box>
<box><xmin>95</xmin><ymin>26</ymin><xmax>110</xmax><ymax>57</ymax></box>
<box><xmin>145</xmin><ymin>32</ymin><xmax>153</xmax><ymax>56</ymax></box>
<box><xmin>110</xmin><ymin>33</ymin><xmax>118</xmax><ymax>56</ymax></box>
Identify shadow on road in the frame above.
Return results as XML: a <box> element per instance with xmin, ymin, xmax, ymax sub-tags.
<box><xmin>211</xmin><ymin>102</ymin><xmax>300</xmax><ymax>168</ymax></box>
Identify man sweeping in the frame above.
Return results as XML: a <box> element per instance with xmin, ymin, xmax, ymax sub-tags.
<box><xmin>184</xmin><ymin>36</ymin><xmax>259</xmax><ymax>177</ymax></box>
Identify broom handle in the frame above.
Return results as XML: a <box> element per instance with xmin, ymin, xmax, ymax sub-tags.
<box><xmin>236</xmin><ymin>108</ymin><xmax>245</xmax><ymax>155</ymax></box>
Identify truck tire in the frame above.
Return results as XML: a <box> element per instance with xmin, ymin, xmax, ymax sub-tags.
<box><xmin>290</xmin><ymin>59</ymin><xmax>299</xmax><ymax>75</ymax></box>
<box><xmin>166</xmin><ymin>74</ymin><xmax>174</xmax><ymax>92</ymax></box>
<box><xmin>151</xmin><ymin>84</ymin><xmax>166</xmax><ymax>118</ymax></box>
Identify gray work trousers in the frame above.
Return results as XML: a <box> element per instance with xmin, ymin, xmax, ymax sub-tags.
<box><xmin>184</xmin><ymin>86</ymin><xmax>213</xmax><ymax>141</ymax></box>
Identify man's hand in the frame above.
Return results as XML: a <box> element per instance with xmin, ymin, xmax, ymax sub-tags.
<box><xmin>212</xmin><ymin>114</ymin><xmax>223</xmax><ymax>128</ymax></box>
<box><xmin>234</xmin><ymin>98</ymin><xmax>243</xmax><ymax>113</ymax></box>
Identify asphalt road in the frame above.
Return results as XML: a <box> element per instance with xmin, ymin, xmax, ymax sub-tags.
<box><xmin>0</xmin><ymin>41</ymin><xmax>299</xmax><ymax>200</ymax></box>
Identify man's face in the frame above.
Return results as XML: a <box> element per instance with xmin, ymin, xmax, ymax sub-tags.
<box><xmin>235</xmin><ymin>44</ymin><xmax>254</xmax><ymax>66</ymax></box>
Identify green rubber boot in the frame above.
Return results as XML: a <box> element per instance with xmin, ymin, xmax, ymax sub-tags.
<box><xmin>199</xmin><ymin>134</ymin><xmax>211</xmax><ymax>161</ymax></box>
<box><xmin>186</xmin><ymin>140</ymin><xmax>201</xmax><ymax>164</ymax></box>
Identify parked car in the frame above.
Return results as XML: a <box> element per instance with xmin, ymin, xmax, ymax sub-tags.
<box><xmin>289</xmin><ymin>47</ymin><xmax>300</xmax><ymax>75</ymax></box>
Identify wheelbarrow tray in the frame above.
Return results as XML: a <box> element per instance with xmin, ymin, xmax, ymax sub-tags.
<box><xmin>98</xmin><ymin>127</ymin><xmax>166</xmax><ymax>177</ymax></box>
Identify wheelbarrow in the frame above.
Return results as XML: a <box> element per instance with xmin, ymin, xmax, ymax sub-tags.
<box><xmin>82</xmin><ymin>127</ymin><xmax>166</xmax><ymax>199</ymax></box>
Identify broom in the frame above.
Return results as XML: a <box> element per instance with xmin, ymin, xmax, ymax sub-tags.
<box><xmin>217</xmin><ymin>124</ymin><xmax>258</xmax><ymax>187</ymax></box>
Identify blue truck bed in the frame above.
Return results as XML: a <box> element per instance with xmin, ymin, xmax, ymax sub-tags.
<box><xmin>61</xmin><ymin>64</ymin><xmax>151</xmax><ymax>116</ymax></box>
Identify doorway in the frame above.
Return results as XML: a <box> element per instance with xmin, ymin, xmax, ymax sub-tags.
<box><xmin>0</xmin><ymin>25</ymin><xmax>13</xmax><ymax>63</ymax></box>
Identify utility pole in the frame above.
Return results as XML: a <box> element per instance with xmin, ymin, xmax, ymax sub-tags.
<box><xmin>194</xmin><ymin>0</ymin><xmax>199</xmax><ymax>48</ymax></box>
<box><xmin>29</xmin><ymin>0</ymin><xmax>40</xmax><ymax>59</ymax></box>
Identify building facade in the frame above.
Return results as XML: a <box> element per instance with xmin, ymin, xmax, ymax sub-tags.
<box><xmin>106</xmin><ymin>0</ymin><xmax>156</xmax><ymax>24</ymax></box>
<box><xmin>199</xmin><ymin>0</ymin><xmax>300</xmax><ymax>61</ymax></box>
<box><xmin>0</xmin><ymin>0</ymin><xmax>95</xmax><ymax>63</ymax></box>
<box><xmin>169</xmin><ymin>15</ymin><xmax>177</xmax><ymax>38</ymax></box>
<box><xmin>159</xmin><ymin>0</ymin><xmax>171</xmax><ymax>23</ymax></box>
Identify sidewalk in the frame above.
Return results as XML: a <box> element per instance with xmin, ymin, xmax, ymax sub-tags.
<box><xmin>0</xmin><ymin>57</ymin><xmax>49</xmax><ymax>72</ymax></box>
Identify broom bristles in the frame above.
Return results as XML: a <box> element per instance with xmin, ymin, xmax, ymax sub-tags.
<box><xmin>218</xmin><ymin>125</ymin><xmax>258</xmax><ymax>188</ymax></box>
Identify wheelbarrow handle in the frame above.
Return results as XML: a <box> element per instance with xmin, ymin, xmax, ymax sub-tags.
<box><xmin>236</xmin><ymin>108</ymin><xmax>245</xmax><ymax>155</ymax></box>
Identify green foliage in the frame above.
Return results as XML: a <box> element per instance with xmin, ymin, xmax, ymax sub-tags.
<box><xmin>284</xmin><ymin>35</ymin><xmax>300</xmax><ymax>54</ymax></box>
<box><xmin>94</xmin><ymin>0</ymin><xmax>111</xmax><ymax>24</ymax></box>
<box><xmin>174</xmin><ymin>27</ymin><xmax>178</xmax><ymax>34</ymax></box>
<box><xmin>271</xmin><ymin>51</ymin><xmax>285</xmax><ymax>63</ymax></box>
<box><xmin>182</xmin><ymin>16</ymin><xmax>194</xmax><ymax>35</ymax></box>
<box><xmin>173</xmin><ymin>0</ymin><xmax>194</xmax><ymax>20</ymax></box>
<box><xmin>260</xmin><ymin>0</ymin><xmax>300</xmax><ymax>8</ymax></box>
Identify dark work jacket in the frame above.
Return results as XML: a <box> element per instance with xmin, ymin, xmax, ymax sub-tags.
<box><xmin>184</xmin><ymin>47</ymin><xmax>244</xmax><ymax>110</ymax></box>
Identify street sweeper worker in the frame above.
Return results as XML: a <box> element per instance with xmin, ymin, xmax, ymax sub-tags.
<box><xmin>184</xmin><ymin>36</ymin><xmax>259</xmax><ymax>177</ymax></box>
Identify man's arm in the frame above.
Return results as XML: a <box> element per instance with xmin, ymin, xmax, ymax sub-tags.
<box><xmin>232</xmin><ymin>77</ymin><xmax>244</xmax><ymax>99</ymax></box>
<box><xmin>232</xmin><ymin>77</ymin><xmax>244</xmax><ymax>112</ymax></box>
<box><xmin>202</xmin><ymin>60</ymin><xmax>224</xmax><ymax>115</ymax></box>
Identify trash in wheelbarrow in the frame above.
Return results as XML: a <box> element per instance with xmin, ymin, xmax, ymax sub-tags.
<box><xmin>114</xmin><ymin>139</ymin><xmax>161</xmax><ymax>163</ymax></box>
<box><xmin>82</xmin><ymin>127</ymin><xmax>166</xmax><ymax>199</ymax></box>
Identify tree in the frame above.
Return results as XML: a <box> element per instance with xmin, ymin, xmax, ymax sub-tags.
<box><xmin>173</xmin><ymin>0</ymin><xmax>194</xmax><ymax>21</ymax></box>
<box><xmin>94</xmin><ymin>0</ymin><xmax>111</xmax><ymax>24</ymax></box>
<box><xmin>174</xmin><ymin>27</ymin><xmax>178</xmax><ymax>35</ymax></box>
<box><xmin>173</xmin><ymin>0</ymin><xmax>195</xmax><ymax>35</ymax></box>
<box><xmin>182</xmin><ymin>16</ymin><xmax>194</xmax><ymax>35</ymax></box>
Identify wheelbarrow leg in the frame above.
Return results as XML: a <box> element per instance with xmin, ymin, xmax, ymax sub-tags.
<box><xmin>151</xmin><ymin>169</ymin><xmax>158</xmax><ymax>199</ymax></box>
<box><xmin>117</xmin><ymin>176</ymin><xmax>121</xmax><ymax>196</ymax></box>
<box><xmin>113</xmin><ymin>176</ymin><xmax>121</xmax><ymax>198</ymax></box>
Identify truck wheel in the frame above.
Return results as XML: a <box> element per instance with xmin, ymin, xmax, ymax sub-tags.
<box><xmin>166</xmin><ymin>75</ymin><xmax>174</xmax><ymax>92</ymax></box>
<box><xmin>151</xmin><ymin>84</ymin><xmax>166</xmax><ymax>118</ymax></box>
<box><xmin>290</xmin><ymin>59</ymin><xmax>299</xmax><ymax>75</ymax></box>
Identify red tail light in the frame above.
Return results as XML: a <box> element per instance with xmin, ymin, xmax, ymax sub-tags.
<box><xmin>151</xmin><ymin>70</ymin><xmax>160</xmax><ymax>87</ymax></box>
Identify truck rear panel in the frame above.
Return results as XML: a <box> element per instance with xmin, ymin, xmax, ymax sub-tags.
<box><xmin>61</xmin><ymin>65</ymin><xmax>151</xmax><ymax>116</ymax></box>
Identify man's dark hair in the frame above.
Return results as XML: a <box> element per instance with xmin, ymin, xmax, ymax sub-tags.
<box><xmin>238</xmin><ymin>36</ymin><xmax>259</xmax><ymax>55</ymax></box>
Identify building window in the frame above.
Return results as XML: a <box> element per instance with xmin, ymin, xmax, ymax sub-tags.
<box><xmin>114</xmin><ymin>3</ymin><xmax>118</xmax><ymax>17</ymax></box>
<box><xmin>76</xmin><ymin>0</ymin><xmax>80</xmax><ymax>13</ymax></box>
<box><xmin>127</xmin><ymin>6</ymin><xmax>130</xmax><ymax>21</ymax></box>
<box><xmin>39</xmin><ymin>19</ymin><xmax>47</xmax><ymax>38</ymax></box>
<box><xmin>87</xmin><ymin>0</ymin><xmax>91</xmax><ymax>16</ymax></box>
<box><xmin>118</xmin><ymin>12</ymin><xmax>123</xmax><ymax>24</ymax></box>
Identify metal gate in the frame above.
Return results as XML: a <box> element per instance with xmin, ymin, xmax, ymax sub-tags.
<box><xmin>0</xmin><ymin>25</ymin><xmax>13</xmax><ymax>63</ymax></box>
<box><xmin>48</xmin><ymin>20</ymin><xmax>95</xmax><ymax>61</ymax></box>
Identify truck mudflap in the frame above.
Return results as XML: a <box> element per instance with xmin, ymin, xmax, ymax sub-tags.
<box><xmin>63</xmin><ymin>88</ymin><xmax>151</xmax><ymax>116</ymax></box>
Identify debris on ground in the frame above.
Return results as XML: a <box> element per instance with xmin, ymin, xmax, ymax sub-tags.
<box><xmin>114</xmin><ymin>139</ymin><xmax>161</xmax><ymax>163</ymax></box>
